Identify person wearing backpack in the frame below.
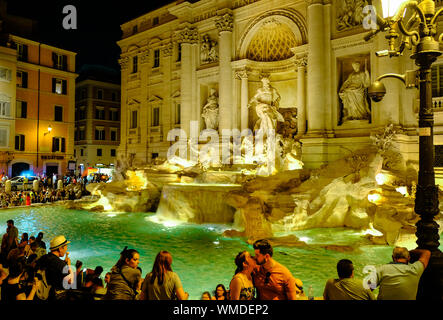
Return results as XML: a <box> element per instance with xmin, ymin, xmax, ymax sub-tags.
<box><xmin>35</xmin><ymin>235</ymin><xmax>73</xmax><ymax>300</ymax></box>
<box><xmin>103</xmin><ymin>247</ymin><xmax>141</xmax><ymax>300</ymax></box>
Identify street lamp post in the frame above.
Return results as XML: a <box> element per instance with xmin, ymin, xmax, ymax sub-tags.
<box><xmin>365</xmin><ymin>0</ymin><xmax>443</xmax><ymax>299</ymax></box>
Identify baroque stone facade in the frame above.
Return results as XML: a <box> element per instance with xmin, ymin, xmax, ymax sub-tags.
<box><xmin>117</xmin><ymin>0</ymin><xmax>443</xmax><ymax>169</ymax></box>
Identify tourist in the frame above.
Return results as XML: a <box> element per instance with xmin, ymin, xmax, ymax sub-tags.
<box><xmin>1</xmin><ymin>260</ymin><xmax>41</xmax><ymax>300</ymax></box>
<box><xmin>75</xmin><ymin>260</ymin><xmax>84</xmax><ymax>288</ymax></box>
<box><xmin>104</xmin><ymin>272</ymin><xmax>111</xmax><ymax>288</ymax></box>
<box><xmin>201</xmin><ymin>291</ymin><xmax>212</xmax><ymax>300</ymax></box>
<box><xmin>140</xmin><ymin>250</ymin><xmax>188</xmax><ymax>300</ymax></box>
<box><xmin>35</xmin><ymin>235</ymin><xmax>73</xmax><ymax>300</ymax></box>
<box><xmin>0</xmin><ymin>230</ymin><xmax>8</xmax><ymax>265</ymax></box>
<box><xmin>211</xmin><ymin>283</ymin><xmax>228</xmax><ymax>300</ymax></box>
<box><xmin>229</xmin><ymin>251</ymin><xmax>256</xmax><ymax>300</ymax></box>
<box><xmin>323</xmin><ymin>259</ymin><xmax>375</xmax><ymax>300</ymax></box>
<box><xmin>252</xmin><ymin>239</ymin><xmax>299</xmax><ymax>300</ymax></box>
<box><xmin>6</xmin><ymin>242</ymin><xmax>26</xmax><ymax>266</ymax></box>
<box><xmin>6</xmin><ymin>220</ymin><xmax>19</xmax><ymax>253</ymax></box>
<box><xmin>35</xmin><ymin>232</ymin><xmax>46</xmax><ymax>249</ymax></box>
<box><xmin>375</xmin><ymin>247</ymin><xmax>431</xmax><ymax>300</ymax></box>
<box><xmin>91</xmin><ymin>277</ymin><xmax>107</xmax><ymax>300</ymax></box>
<box><xmin>103</xmin><ymin>247</ymin><xmax>142</xmax><ymax>300</ymax></box>
<box><xmin>83</xmin><ymin>266</ymin><xmax>104</xmax><ymax>288</ymax></box>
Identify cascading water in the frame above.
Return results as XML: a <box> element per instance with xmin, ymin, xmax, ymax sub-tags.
<box><xmin>154</xmin><ymin>183</ymin><xmax>242</xmax><ymax>224</ymax></box>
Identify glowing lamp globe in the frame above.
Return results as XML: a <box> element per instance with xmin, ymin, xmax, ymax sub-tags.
<box><xmin>381</xmin><ymin>0</ymin><xmax>407</xmax><ymax>18</ymax></box>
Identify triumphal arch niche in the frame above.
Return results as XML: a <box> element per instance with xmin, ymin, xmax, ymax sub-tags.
<box><xmin>234</xmin><ymin>9</ymin><xmax>308</xmax><ymax>137</ymax></box>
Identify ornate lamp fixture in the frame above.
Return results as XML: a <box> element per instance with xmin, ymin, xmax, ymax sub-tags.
<box><xmin>365</xmin><ymin>0</ymin><xmax>443</xmax><ymax>299</ymax></box>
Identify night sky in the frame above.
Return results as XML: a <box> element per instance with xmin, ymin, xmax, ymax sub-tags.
<box><xmin>6</xmin><ymin>0</ymin><xmax>173</xmax><ymax>71</ymax></box>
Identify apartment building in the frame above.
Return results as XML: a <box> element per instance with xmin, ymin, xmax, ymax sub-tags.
<box><xmin>75</xmin><ymin>65</ymin><xmax>121</xmax><ymax>175</ymax></box>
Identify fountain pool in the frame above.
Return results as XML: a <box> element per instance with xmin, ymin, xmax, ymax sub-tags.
<box><xmin>1</xmin><ymin>205</ymin><xmax>441</xmax><ymax>299</ymax></box>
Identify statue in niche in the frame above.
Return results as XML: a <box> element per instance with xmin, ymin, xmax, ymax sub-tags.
<box><xmin>201</xmin><ymin>88</ymin><xmax>219</xmax><ymax>130</ymax></box>
<box><xmin>201</xmin><ymin>34</ymin><xmax>218</xmax><ymax>64</ymax></box>
<box><xmin>336</xmin><ymin>0</ymin><xmax>369</xmax><ymax>31</ymax></box>
<box><xmin>339</xmin><ymin>60</ymin><xmax>371</xmax><ymax>122</ymax></box>
<box><xmin>248</xmin><ymin>77</ymin><xmax>285</xmax><ymax>135</ymax></box>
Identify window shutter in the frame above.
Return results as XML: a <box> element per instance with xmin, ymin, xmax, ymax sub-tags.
<box><xmin>52</xmin><ymin>137</ymin><xmax>57</xmax><ymax>152</ymax></box>
<box><xmin>15</xmin><ymin>135</ymin><xmax>19</xmax><ymax>150</ymax></box>
<box><xmin>52</xmin><ymin>78</ymin><xmax>56</xmax><ymax>93</ymax></box>
<box><xmin>62</xmin><ymin>55</ymin><xmax>68</xmax><ymax>71</ymax></box>
<box><xmin>52</xmin><ymin>52</ymin><xmax>57</xmax><ymax>67</ymax></box>
<box><xmin>62</xmin><ymin>80</ymin><xmax>67</xmax><ymax>94</ymax></box>
<box><xmin>61</xmin><ymin>138</ymin><xmax>66</xmax><ymax>152</ymax></box>
<box><xmin>22</xmin><ymin>72</ymin><xmax>28</xmax><ymax>88</ymax></box>
<box><xmin>23</xmin><ymin>45</ymin><xmax>28</xmax><ymax>61</ymax></box>
<box><xmin>20</xmin><ymin>135</ymin><xmax>25</xmax><ymax>151</ymax></box>
<box><xmin>22</xmin><ymin>102</ymin><xmax>27</xmax><ymax>118</ymax></box>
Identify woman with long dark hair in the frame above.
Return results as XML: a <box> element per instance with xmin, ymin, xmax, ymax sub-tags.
<box><xmin>229</xmin><ymin>251</ymin><xmax>256</xmax><ymax>300</ymax></box>
<box><xmin>103</xmin><ymin>247</ymin><xmax>142</xmax><ymax>300</ymax></box>
<box><xmin>212</xmin><ymin>284</ymin><xmax>228</xmax><ymax>300</ymax></box>
<box><xmin>140</xmin><ymin>250</ymin><xmax>188</xmax><ymax>300</ymax></box>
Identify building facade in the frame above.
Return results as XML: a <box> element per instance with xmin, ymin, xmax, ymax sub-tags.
<box><xmin>75</xmin><ymin>66</ymin><xmax>121</xmax><ymax>176</ymax></box>
<box><xmin>7</xmin><ymin>34</ymin><xmax>77</xmax><ymax>177</ymax></box>
<box><xmin>117</xmin><ymin>0</ymin><xmax>443</xmax><ymax>170</ymax></box>
<box><xmin>0</xmin><ymin>45</ymin><xmax>16</xmax><ymax>175</ymax></box>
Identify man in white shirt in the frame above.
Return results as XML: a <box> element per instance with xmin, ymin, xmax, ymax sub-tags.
<box><xmin>376</xmin><ymin>247</ymin><xmax>430</xmax><ymax>300</ymax></box>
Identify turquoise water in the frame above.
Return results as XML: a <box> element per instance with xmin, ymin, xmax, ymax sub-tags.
<box><xmin>1</xmin><ymin>205</ymin><xmax>441</xmax><ymax>299</ymax></box>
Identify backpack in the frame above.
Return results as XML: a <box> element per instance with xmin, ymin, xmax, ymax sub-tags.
<box><xmin>35</xmin><ymin>269</ymin><xmax>52</xmax><ymax>300</ymax></box>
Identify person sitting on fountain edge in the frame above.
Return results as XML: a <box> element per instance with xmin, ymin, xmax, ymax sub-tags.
<box><xmin>375</xmin><ymin>246</ymin><xmax>430</xmax><ymax>300</ymax></box>
<box><xmin>252</xmin><ymin>239</ymin><xmax>299</xmax><ymax>300</ymax></box>
<box><xmin>323</xmin><ymin>259</ymin><xmax>375</xmax><ymax>300</ymax></box>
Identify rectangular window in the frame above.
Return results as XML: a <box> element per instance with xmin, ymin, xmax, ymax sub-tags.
<box><xmin>95</xmin><ymin>107</ymin><xmax>105</xmax><ymax>120</ymax></box>
<box><xmin>175</xmin><ymin>103</ymin><xmax>181</xmax><ymax>124</ymax></box>
<box><xmin>152</xmin><ymin>107</ymin><xmax>160</xmax><ymax>127</ymax></box>
<box><xmin>0</xmin><ymin>100</ymin><xmax>11</xmax><ymax>117</ymax></box>
<box><xmin>80</xmin><ymin>149</ymin><xmax>84</xmax><ymax>156</ymax></box>
<box><xmin>111</xmin><ymin>149</ymin><xmax>116</xmax><ymax>157</ymax></box>
<box><xmin>0</xmin><ymin>128</ymin><xmax>8</xmax><ymax>147</ymax></box>
<box><xmin>111</xmin><ymin>130</ymin><xmax>117</xmax><ymax>141</ymax></box>
<box><xmin>0</xmin><ymin>67</ymin><xmax>12</xmax><ymax>82</ymax></box>
<box><xmin>16</xmin><ymin>101</ymin><xmax>27</xmax><ymax>118</ymax></box>
<box><xmin>95</xmin><ymin>128</ymin><xmax>105</xmax><ymax>140</ymax></box>
<box><xmin>130</xmin><ymin>110</ymin><xmax>138</xmax><ymax>129</ymax></box>
<box><xmin>112</xmin><ymin>92</ymin><xmax>117</xmax><ymax>101</ymax></box>
<box><xmin>17</xmin><ymin>71</ymin><xmax>28</xmax><ymax>88</ymax></box>
<box><xmin>17</xmin><ymin>43</ymin><xmax>28</xmax><ymax>62</ymax></box>
<box><xmin>52</xmin><ymin>78</ymin><xmax>67</xmax><ymax>94</ymax></box>
<box><xmin>110</xmin><ymin>109</ymin><xmax>119</xmax><ymax>121</ymax></box>
<box><xmin>52</xmin><ymin>137</ymin><xmax>65</xmax><ymax>152</ymax></box>
<box><xmin>97</xmin><ymin>148</ymin><xmax>102</xmax><ymax>157</ymax></box>
<box><xmin>52</xmin><ymin>52</ymin><xmax>68</xmax><ymax>71</ymax></box>
<box><xmin>15</xmin><ymin>134</ymin><xmax>25</xmax><ymax>151</ymax></box>
<box><xmin>79</xmin><ymin>128</ymin><xmax>85</xmax><ymax>140</ymax></box>
<box><xmin>78</xmin><ymin>107</ymin><xmax>86</xmax><ymax>120</ymax></box>
<box><xmin>54</xmin><ymin>106</ymin><xmax>63</xmax><ymax>122</ymax></box>
<box><xmin>432</xmin><ymin>65</ymin><xmax>443</xmax><ymax>98</ymax></box>
<box><xmin>97</xmin><ymin>89</ymin><xmax>103</xmax><ymax>100</ymax></box>
<box><xmin>154</xmin><ymin>49</ymin><xmax>160</xmax><ymax>68</ymax></box>
<box><xmin>132</xmin><ymin>56</ymin><xmax>138</xmax><ymax>73</ymax></box>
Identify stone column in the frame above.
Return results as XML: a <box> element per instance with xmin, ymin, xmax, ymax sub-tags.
<box><xmin>295</xmin><ymin>57</ymin><xmax>307</xmax><ymax>138</ymax></box>
<box><xmin>118</xmin><ymin>56</ymin><xmax>129</xmax><ymax>158</ymax></box>
<box><xmin>306</xmin><ymin>0</ymin><xmax>326</xmax><ymax>134</ymax></box>
<box><xmin>216</xmin><ymin>12</ymin><xmax>234</xmax><ymax>133</ymax></box>
<box><xmin>177</xmin><ymin>27</ymin><xmax>198</xmax><ymax>136</ymax></box>
<box><xmin>236</xmin><ymin>69</ymin><xmax>250</xmax><ymax>132</ymax></box>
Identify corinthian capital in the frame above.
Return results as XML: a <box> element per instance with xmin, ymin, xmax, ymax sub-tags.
<box><xmin>235</xmin><ymin>69</ymin><xmax>250</xmax><ymax>80</ymax></box>
<box><xmin>119</xmin><ymin>56</ymin><xmax>129</xmax><ymax>70</ymax></box>
<box><xmin>177</xmin><ymin>27</ymin><xmax>199</xmax><ymax>44</ymax></box>
<box><xmin>295</xmin><ymin>56</ymin><xmax>308</xmax><ymax>68</ymax></box>
<box><xmin>216</xmin><ymin>13</ymin><xmax>233</xmax><ymax>33</ymax></box>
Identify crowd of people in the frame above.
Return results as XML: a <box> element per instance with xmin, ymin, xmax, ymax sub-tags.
<box><xmin>0</xmin><ymin>219</ymin><xmax>432</xmax><ymax>301</ymax></box>
<box><xmin>0</xmin><ymin>173</ymin><xmax>103</xmax><ymax>208</ymax></box>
